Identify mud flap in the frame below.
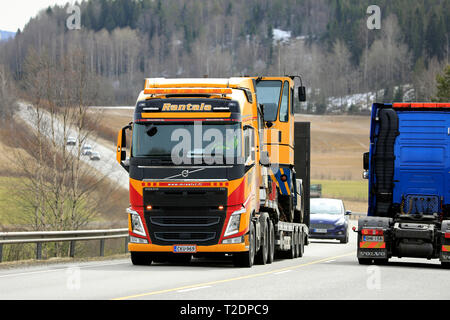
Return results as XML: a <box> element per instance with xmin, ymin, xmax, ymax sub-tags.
<box><xmin>440</xmin><ymin>221</ymin><xmax>450</xmax><ymax>263</ymax></box>
<box><xmin>357</xmin><ymin>216</ymin><xmax>392</xmax><ymax>260</ymax></box>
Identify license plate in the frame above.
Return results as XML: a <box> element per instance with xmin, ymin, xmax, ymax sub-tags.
<box><xmin>315</xmin><ymin>229</ymin><xmax>327</xmax><ymax>233</ymax></box>
<box><xmin>363</xmin><ymin>236</ymin><xmax>384</xmax><ymax>242</ymax></box>
<box><xmin>173</xmin><ymin>245</ymin><xmax>197</xmax><ymax>253</ymax></box>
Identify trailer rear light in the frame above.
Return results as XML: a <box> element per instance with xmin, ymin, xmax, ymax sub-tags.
<box><xmin>445</xmin><ymin>232</ymin><xmax>450</xmax><ymax>239</ymax></box>
<box><xmin>144</xmin><ymin>88</ymin><xmax>233</xmax><ymax>95</ymax></box>
<box><xmin>362</xmin><ymin>228</ymin><xmax>383</xmax><ymax>236</ymax></box>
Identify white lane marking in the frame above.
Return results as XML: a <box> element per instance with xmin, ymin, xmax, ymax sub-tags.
<box><xmin>274</xmin><ymin>270</ymin><xmax>292</xmax><ymax>275</ymax></box>
<box><xmin>325</xmin><ymin>259</ymin><xmax>336</xmax><ymax>263</ymax></box>
<box><xmin>177</xmin><ymin>285</ymin><xmax>212</xmax><ymax>293</ymax></box>
<box><xmin>0</xmin><ymin>261</ymin><xmax>129</xmax><ymax>279</ymax></box>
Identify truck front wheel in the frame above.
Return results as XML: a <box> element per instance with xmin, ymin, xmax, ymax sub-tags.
<box><xmin>233</xmin><ymin>221</ymin><xmax>255</xmax><ymax>268</ymax></box>
<box><xmin>131</xmin><ymin>252</ymin><xmax>153</xmax><ymax>266</ymax></box>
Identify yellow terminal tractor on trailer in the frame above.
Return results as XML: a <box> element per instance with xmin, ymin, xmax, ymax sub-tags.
<box><xmin>116</xmin><ymin>76</ymin><xmax>311</xmax><ymax>267</ymax></box>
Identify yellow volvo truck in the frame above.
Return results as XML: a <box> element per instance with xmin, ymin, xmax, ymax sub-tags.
<box><xmin>116</xmin><ymin>76</ymin><xmax>310</xmax><ymax>267</ymax></box>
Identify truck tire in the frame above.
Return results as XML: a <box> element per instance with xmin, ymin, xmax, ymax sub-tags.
<box><xmin>294</xmin><ymin>228</ymin><xmax>300</xmax><ymax>258</ymax></box>
<box><xmin>255</xmin><ymin>219</ymin><xmax>269</xmax><ymax>265</ymax></box>
<box><xmin>358</xmin><ymin>258</ymin><xmax>372</xmax><ymax>265</ymax></box>
<box><xmin>298</xmin><ymin>232</ymin><xmax>304</xmax><ymax>258</ymax></box>
<box><xmin>131</xmin><ymin>252</ymin><xmax>152</xmax><ymax>266</ymax></box>
<box><xmin>267</xmin><ymin>220</ymin><xmax>275</xmax><ymax>264</ymax></box>
<box><xmin>233</xmin><ymin>221</ymin><xmax>256</xmax><ymax>268</ymax></box>
<box><xmin>288</xmin><ymin>229</ymin><xmax>297</xmax><ymax>259</ymax></box>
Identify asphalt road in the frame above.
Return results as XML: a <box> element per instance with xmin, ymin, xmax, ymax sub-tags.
<box><xmin>0</xmin><ymin>221</ymin><xmax>449</xmax><ymax>300</ymax></box>
<box><xmin>17</xmin><ymin>101</ymin><xmax>129</xmax><ymax>188</ymax></box>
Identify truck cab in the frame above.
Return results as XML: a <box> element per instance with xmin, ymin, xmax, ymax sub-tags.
<box><xmin>359</xmin><ymin>103</ymin><xmax>450</xmax><ymax>268</ymax></box>
<box><xmin>253</xmin><ymin>76</ymin><xmax>307</xmax><ymax>223</ymax></box>
<box><xmin>117</xmin><ymin>77</ymin><xmax>309</xmax><ymax>267</ymax></box>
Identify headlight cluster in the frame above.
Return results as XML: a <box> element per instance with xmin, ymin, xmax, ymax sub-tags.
<box><xmin>224</xmin><ymin>208</ymin><xmax>246</xmax><ymax>237</ymax></box>
<box><xmin>127</xmin><ymin>208</ymin><xmax>147</xmax><ymax>237</ymax></box>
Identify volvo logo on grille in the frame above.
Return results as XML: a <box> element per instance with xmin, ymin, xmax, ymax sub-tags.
<box><xmin>163</xmin><ymin>168</ymin><xmax>205</xmax><ymax>180</ymax></box>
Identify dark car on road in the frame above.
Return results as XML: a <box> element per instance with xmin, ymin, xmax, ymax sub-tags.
<box><xmin>309</xmin><ymin>198</ymin><xmax>351</xmax><ymax>243</ymax></box>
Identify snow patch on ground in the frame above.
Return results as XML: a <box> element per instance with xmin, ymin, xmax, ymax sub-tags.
<box><xmin>272</xmin><ymin>28</ymin><xmax>291</xmax><ymax>44</ymax></box>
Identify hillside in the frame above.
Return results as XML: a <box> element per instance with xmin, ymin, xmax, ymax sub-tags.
<box><xmin>0</xmin><ymin>0</ymin><xmax>448</xmax><ymax>108</ymax></box>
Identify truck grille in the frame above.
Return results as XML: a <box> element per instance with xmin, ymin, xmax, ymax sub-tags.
<box><xmin>143</xmin><ymin>188</ymin><xmax>227</xmax><ymax>246</ymax></box>
<box><xmin>150</xmin><ymin>216</ymin><xmax>221</xmax><ymax>227</ymax></box>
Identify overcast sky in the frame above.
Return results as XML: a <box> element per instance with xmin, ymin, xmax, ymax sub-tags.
<box><xmin>0</xmin><ymin>0</ymin><xmax>76</xmax><ymax>32</ymax></box>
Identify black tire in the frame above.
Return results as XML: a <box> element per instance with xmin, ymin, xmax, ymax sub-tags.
<box><xmin>255</xmin><ymin>219</ymin><xmax>269</xmax><ymax>265</ymax></box>
<box><xmin>288</xmin><ymin>229</ymin><xmax>297</xmax><ymax>259</ymax></box>
<box><xmin>131</xmin><ymin>252</ymin><xmax>152</xmax><ymax>266</ymax></box>
<box><xmin>233</xmin><ymin>221</ymin><xmax>255</xmax><ymax>268</ymax></box>
<box><xmin>340</xmin><ymin>232</ymin><xmax>349</xmax><ymax>244</ymax></box>
<box><xmin>294</xmin><ymin>228</ymin><xmax>300</xmax><ymax>258</ymax></box>
<box><xmin>441</xmin><ymin>262</ymin><xmax>450</xmax><ymax>269</ymax></box>
<box><xmin>358</xmin><ymin>258</ymin><xmax>373</xmax><ymax>265</ymax></box>
<box><xmin>298</xmin><ymin>232</ymin><xmax>304</xmax><ymax>258</ymax></box>
<box><xmin>267</xmin><ymin>220</ymin><xmax>275</xmax><ymax>264</ymax></box>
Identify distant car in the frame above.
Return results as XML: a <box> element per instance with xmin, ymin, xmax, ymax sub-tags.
<box><xmin>90</xmin><ymin>151</ymin><xmax>100</xmax><ymax>161</ymax></box>
<box><xmin>309</xmin><ymin>198</ymin><xmax>350</xmax><ymax>243</ymax></box>
<box><xmin>67</xmin><ymin>136</ymin><xmax>76</xmax><ymax>146</ymax></box>
<box><xmin>82</xmin><ymin>144</ymin><xmax>92</xmax><ymax>156</ymax></box>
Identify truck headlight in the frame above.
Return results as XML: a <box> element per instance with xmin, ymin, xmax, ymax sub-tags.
<box><xmin>224</xmin><ymin>208</ymin><xmax>246</xmax><ymax>237</ymax></box>
<box><xmin>127</xmin><ymin>208</ymin><xmax>146</xmax><ymax>237</ymax></box>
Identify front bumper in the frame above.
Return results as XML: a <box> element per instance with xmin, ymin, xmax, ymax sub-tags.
<box><xmin>128</xmin><ymin>242</ymin><xmax>248</xmax><ymax>253</ymax></box>
<box><xmin>309</xmin><ymin>226</ymin><xmax>347</xmax><ymax>240</ymax></box>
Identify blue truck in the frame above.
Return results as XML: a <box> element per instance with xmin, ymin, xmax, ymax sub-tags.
<box><xmin>358</xmin><ymin>103</ymin><xmax>450</xmax><ymax>267</ymax></box>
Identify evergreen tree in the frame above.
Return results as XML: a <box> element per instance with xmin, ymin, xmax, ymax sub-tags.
<box><xmin>434</xmin><ymin>65</ymin><xmax>450</xmax><ymax>102</ymax></box>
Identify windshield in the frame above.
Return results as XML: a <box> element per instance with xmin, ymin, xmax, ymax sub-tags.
<box><xmin>132</xmin><ymin>123</ymin><xmax>242</xmax><ymax>165</ymax></box>
<box><xmin>255</xmin><ymin>80</ymin><xmax>282</xmax><ymax>121</ymax></box>
<box><xmin>310</xmin><ymin>199</ymin><xmax>343</xmax><ymax>215</ymax></box>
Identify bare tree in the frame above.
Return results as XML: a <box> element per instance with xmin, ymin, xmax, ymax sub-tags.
<box><xmin>11</xmin><ymin>49</ymin><xmax>112</xmax><ymax>244</ymax></box>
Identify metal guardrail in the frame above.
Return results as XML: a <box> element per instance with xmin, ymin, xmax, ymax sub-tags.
<box><xmin>0</xmin><ymin>228</ymin><xmax>129</xmax><ymax>263</ymax></box>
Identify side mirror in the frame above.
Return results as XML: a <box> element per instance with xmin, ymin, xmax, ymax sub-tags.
<box><xmin>298</xmin><ymin>86</ymin><xmax>306</xmax><ymax>102</ymax></box>
<box><xmin>265</xmin><ymin>121</ymin><xmax>273</xmax><ymax>128</ymax></box>
<box><xmin>117</xmin><ymin>123</ymin><xmax>132</xmax><ymax>172</ymax></box>
<box><xmin>363</xmin><ymin>152</ymin><xmax>369</xmax><ymax>170</ymax></box>
<box><xmin>345</xmin><ymin>210</ymin><xmax>352</xmax><ymax>216</ymax></box>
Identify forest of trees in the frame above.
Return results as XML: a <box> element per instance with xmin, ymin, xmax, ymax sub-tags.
<box><xmin>0</xmin><ymin>0</ymin><xmax>448</xmax><ymax>111</ymax></box>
